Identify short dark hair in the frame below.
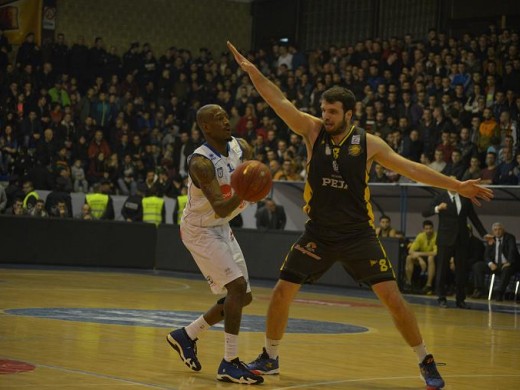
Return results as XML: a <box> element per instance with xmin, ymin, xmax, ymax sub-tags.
<box><xmin>320</xmin><ymin>86</ymin><xmax>356</xmax><ymax>112</ymax></box>
<box><xmin>380</xmin><ymin>215</ymin><xmax>391</xmax><ymax>222</ymax></box>
<box><xmin>423</xmin><ymin>220</ymin><xmax>434</xmax><ymax>227</ymax></box>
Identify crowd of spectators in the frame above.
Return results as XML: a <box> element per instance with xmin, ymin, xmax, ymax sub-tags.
<box><xmin>0</xmin><ymin>24</ymin><xmax>519</xmax><ymax>217</ymax></box>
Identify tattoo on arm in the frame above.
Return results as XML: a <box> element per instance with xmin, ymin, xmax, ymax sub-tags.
<box><xmin>189</xmin><ymin>155</ymin><xmax>242</xmax><ymax>218</ymax></box>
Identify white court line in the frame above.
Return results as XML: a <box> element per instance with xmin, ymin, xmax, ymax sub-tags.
<box><xmin>0</xmin><ymin>357</ymin><xmax>177</xmax><ymax>389</ymax></box>
<box><xmin>271</xmin><ymin>373</ymin><xmax>520</xmax><ymax>389</ymax></box>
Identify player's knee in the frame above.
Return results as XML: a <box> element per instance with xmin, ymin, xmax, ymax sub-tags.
<box><xmin>226</xmin><ymin>277</ymin><xmax>248</xmax><ymax>296</ymax></box>
<box><xmin>272</xmin><ymin>281</ymin><xmax>299</xmax><ymax>303</ymax></box>
<box><xmin>243</xmin><ymin>292</ymin><xmax>253</xmax><ymax>307</ymax></box>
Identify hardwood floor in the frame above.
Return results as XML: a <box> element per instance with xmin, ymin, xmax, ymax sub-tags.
<box><xmin>1</xmin><ymin>267</ymin><xmax>519</xmax><ymax>389</ymax></box>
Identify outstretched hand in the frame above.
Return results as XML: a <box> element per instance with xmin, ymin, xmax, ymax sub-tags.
<box><xmin>227</xmin><ymin>41</ymin><xmax>255</xmax><ymax>73</ymax></box>
<box><xmin>457</xmin><ymin>179</ymin><xmax>494</xmax><ymax>206</ymax></box>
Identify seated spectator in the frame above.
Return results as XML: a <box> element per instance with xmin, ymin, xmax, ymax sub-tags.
<box><xmin>461</xmin><ymin>156</ymin><xmax>482</xmax><ymax>181</ymax></box>
<box><xmin>369</xmin><ymin>162</ymin><xmax>390</xmax><ymax>183</ymax></box>
<box><xmin>45</xmin><ymin>177</ymin><xmax>73</xmax><ymax>218</ymax></box>
<box><xmin>75</xmin><ymin>203</ymin><xmax>93</xmax><ymax>220</ymax></box>
<box><xmin>268</xmin><ymin>159</ymin><xmax>284</xmax><ymax>181</ymax></box>
<box><xmin>442</xmin><ymin>149</ymin><xmax>466</xmax><ymax>180</ymax></box>
<box><xmin>478</xmin><ymin>107</ymin><xmax>500</xmax><ymax>154</ymax></box>
<box><xmin>0</xmin><ymin>184</ymin><xmax>6</xmax><ymax>213</ymax></box>
<box><xmin>29</xmin><ymin>199</ymin><xmax>48</xmax><ymax>217</ymax></box>
<box><xmin>278</xmin><ymin>159</ymin><xmax>301</xmax><ymax>181</ymax></box>
<box><xmin>494</xmin><ymin>146</ymin><xmax>518</xmax><ymax>185</ymax></box>
<box><xmin>513</xmin><ymin>152</ymin><xmax>520</xmax><ymax>183</ymax></box>
<box><xmin>480</xmin><ymin>152</ymin><xmax>498</xmax><ymax>184</ymax></box>
<box><xmin>404</xmin><ymin>220</ymin><xmax>437</xmax><ymax>295</ymax></box>
<box><xmin>375</xmin><ymin>215</ymin><xmax>396</xmax><ymax>238</ymax></box>
<box><xmin>5</xmin><ymin>198</ymin><xmax>24</xmax><ymax>216</ymax></box>
<box><xmin>255</xmin><ymin>198</ymin><xmax>286</xmax><ymax>231</ymax></box>
<box><xmin>428</xmin><ymin>149</ymin><xmax>447</xmax><ymax>173</ymax></box>
<box><xmin>472</xmin><ymin>223</ymin><xmax>520</xmax><ymax>301</ymax></box>
<box><xmin>49</xmin><ymin>200</ymin><xmax>70</xmax><ymax>218</ymax></box>
<box><xmin>71</xmin><ymin>159</ymin><xmax>88</xmax><ymax>193</ymax></box>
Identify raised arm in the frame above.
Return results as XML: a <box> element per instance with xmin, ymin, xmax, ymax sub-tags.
<box><xmin>189</xmin><ymin>155</ymin><xmax>242</xmax><ymax>218</ymax></box>
<box><xmin>367</xmin><ymin>134</ymin><xmax>494</xmax><ymax>206</ymax></box>
<box><xmin>227</xmin><ymin>41</ymin><xmax>321</xmax><ymax>141</ymax></box>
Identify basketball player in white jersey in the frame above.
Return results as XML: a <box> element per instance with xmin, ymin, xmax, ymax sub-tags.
<box><xmin>166</xmin><ymin>104</ymin><xmax>263</xmax><ymax>385</ymax></box>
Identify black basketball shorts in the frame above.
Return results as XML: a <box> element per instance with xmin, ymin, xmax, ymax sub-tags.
<box><xmin>279</xmin><ymin>222</ymin><xmax>396</xmax><ymax>286</ymax></box>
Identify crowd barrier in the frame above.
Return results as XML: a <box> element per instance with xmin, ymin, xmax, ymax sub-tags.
<box><xmin>0</xmin><ymin>216</ymin><xmax>402</xmax><ymax>289</ymax></box>
<box><xmin>35</xmin><ymin>183</ymin><xmax>520</xmax><ymax>240</ymax></box>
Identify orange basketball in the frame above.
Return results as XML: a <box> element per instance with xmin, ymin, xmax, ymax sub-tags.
<box><xmin>230</xmin><ymin>160</ymin><xmax>273</xmax><ymax>202</ymax></box>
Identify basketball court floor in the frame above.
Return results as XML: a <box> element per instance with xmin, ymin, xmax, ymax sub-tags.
<box><xmin>1</xmin><ymin>266</ymin><xmax>519</xmax><ymax>389</ymax></box>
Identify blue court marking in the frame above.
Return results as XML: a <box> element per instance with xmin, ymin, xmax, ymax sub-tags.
<box><xmin>5</xmin><ymin>308</ymin><xmax>368</xmax><ymax>334</ymax></box>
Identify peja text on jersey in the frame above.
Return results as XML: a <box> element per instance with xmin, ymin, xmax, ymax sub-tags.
<box><xmin>321</xmin><ymin>177</ymin><xmax>349</xmax><ymax>189</ymax></box>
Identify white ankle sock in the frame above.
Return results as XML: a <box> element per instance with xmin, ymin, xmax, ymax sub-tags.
<box><xmin>224</xmin><ymin>332</ymin><xmax>239</xmax><ymax>362</ymax></box>
<box><xmin>265</xmin><ymin>337</ymin><xmax>280</xmax><ymax>359</ymax></box>
<box><xmin>185</xmin><ymin>315</ymin><xmax>210</xmax><ymax>340</ymax></box>
<box><xmin>413</xmin><ymin>342</ymin><xmax>428</xmax><ymax>363</ymax></box>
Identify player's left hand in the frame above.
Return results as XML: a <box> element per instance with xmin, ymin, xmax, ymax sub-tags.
<box><xmin>457</xmin><ymin>179</ymin><xmax>493</xmax><ymax>206</ymax></box>
<box><xmin>227</xmin><ymin>41</ymin><xmax>255</xmax><ymax>74</ymax></box>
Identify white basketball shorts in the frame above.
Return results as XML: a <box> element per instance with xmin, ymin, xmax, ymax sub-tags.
<box><xmin>180</xmin><ymin>222</ymin><xmax>251</xmax><ymax>295</ymax></box>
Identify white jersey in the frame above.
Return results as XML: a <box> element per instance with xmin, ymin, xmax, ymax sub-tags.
<box><xmin>181</xmin><ymin>137</ymin><xmax>248</xmax><ymax>227</ymax></box>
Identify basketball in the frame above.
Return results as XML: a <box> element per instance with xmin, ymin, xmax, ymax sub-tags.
<box><xmin>230</xmin><ymin>160</ymin><xmax>273</xmax><ymax>202</ymax></box>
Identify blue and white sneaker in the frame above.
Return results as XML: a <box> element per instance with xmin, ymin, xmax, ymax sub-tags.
<box><xmin>419</xmin><ymin>354</ymin><xmax>445</xmax><ymax>389</ymax></box>
<box><xmin>247</xmin><ymin>348</ymin><xmax>279</xmax><ymax>375</ymax></box>
<box><xmin>166</xmin><ymin>328</ymin><xmax>201</xmax><ymax>371</ymax></box>
<box><xmin>217</xmin><ymin>358</ymin><xmax>264</xmax><ymax>385</ymax></box>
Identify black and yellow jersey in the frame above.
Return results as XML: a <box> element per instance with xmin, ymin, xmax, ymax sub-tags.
<box><xmin>303</xmin><ymin>125</ymin><xmax>375</xmax><ymax>230</ymax></box>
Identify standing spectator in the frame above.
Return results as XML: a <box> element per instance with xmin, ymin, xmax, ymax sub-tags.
<box><xmin>423</xmin><ymin>185</ymin><xmax>489</xmax><ymax>308</ymax></box>
<box><xmin>255</xmin><ymin>198</ymin><xmax>286</xmax><ymax>231</ymax></box>
<box><xmin>141</xmin><ymin>185</ymin><xmax>165</xmax><ymax>226</ymax></box>
<box><xmin>21</xmin><ymin>180</ymin><xmax>39</xmax><ymax>212</ymax></box>
<box><xmin>121</xmin><ymin>184</ymin><xmax>144</xmax><ymax>222</ymax></box>
<box><xmin>472</xmin><ymin>222</ymin><xmax>520</xmax><ymax>301</ymax></box>
<box><xmin>16</xmin><ymin>32</ymin><xmax>41</xmax><ymax>69</ymax></box>
<box><xmin>85</xmin><ymin>180</ymin><xmax>114</xmax><ymax>220</ymax></box>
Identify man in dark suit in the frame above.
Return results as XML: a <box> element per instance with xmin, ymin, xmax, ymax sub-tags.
<box><xmin>472</xmin><ymin>223</ymin><xmax>519</xmax><ymax>301</ymax></box>
<box><xmin>423</xmin><ymin>186</ymin><xmax>489</xmax><ymax>308</ymax></box>
<box><xmin>255</xmin><ymin>198</ymin><xmax>286</xmax><ymax>231</ymax></box>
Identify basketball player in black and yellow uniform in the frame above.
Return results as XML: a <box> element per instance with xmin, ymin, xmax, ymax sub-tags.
<box><xmin>228</xmin><ymin>41</ymin><xmax>493</xmax><ymax>389</ymax></box>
